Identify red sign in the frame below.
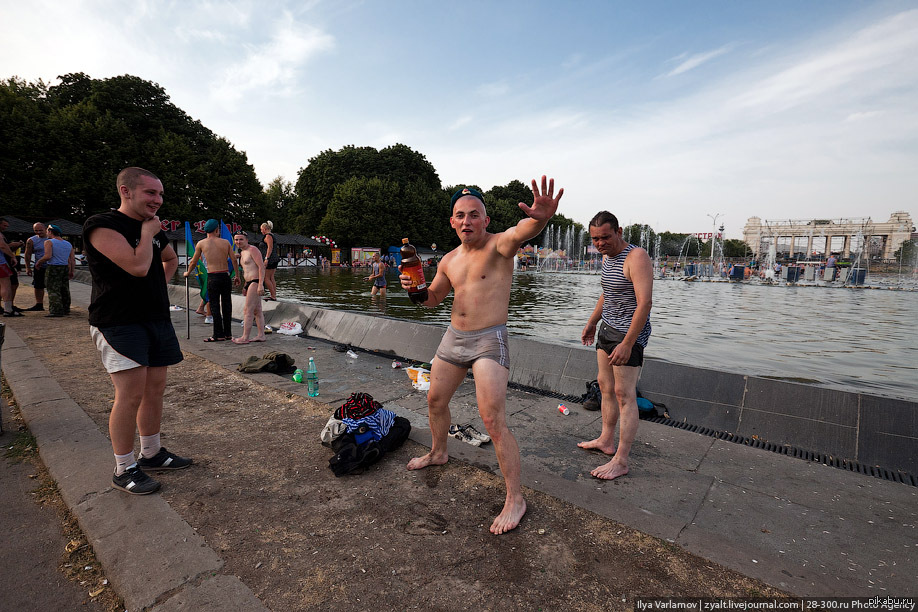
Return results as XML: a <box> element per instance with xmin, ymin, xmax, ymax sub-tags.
<box><xmin>692</xmin><ymin>232</ymin><xmax>724</xmax><ymax>240</ymax></box>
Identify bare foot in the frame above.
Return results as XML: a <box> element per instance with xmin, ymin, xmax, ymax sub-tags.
<box><xmin>577</xmin><ymin>438</ymin><xmax>616</xmax><ymax>455</ymax></box>
<box><xmin>250</xmin><ymin>336</ymin><xmax>266</xmax><ymax>342</ymax></box>
<box><xmin>231</xmin><ymin>337</ymin><xmax>251</xmax><ymax>344</ymax></box>
<box><xmin>406</xmin><ymin>451</ymin><xmax>448</xmax><ymax>471</ymax></box>
<box><xmin>591</xmin><ymin>458</ymin><xmax>629</xmax><ymax>480</ymax></box>
<box><xmin>490</xmin><ymin>497</ymin><xmax>527</xmax><ymax>535</ymax></box>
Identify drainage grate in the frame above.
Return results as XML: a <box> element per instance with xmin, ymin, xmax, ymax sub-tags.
<box><xmin>645</xmin><ymin>416</ymin><xmax>918</xmax><ymax>488</ymax></box>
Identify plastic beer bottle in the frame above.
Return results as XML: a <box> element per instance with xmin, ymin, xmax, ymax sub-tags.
<box><xmin>400</xmin><ymin>238</ymin><xmax>428</xmax><ymax>304</ymax></box>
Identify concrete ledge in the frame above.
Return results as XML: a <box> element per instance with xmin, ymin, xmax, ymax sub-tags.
<box><xmin>2</xmin><ymin>325</ymin><xmax>264</xmax><ymax>612</ymax></box>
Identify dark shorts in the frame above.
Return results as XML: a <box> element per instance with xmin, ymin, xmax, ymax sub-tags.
<box><xmin>32</xmin><ymin>266</ymin><xmax>46</xmax><ymax>289</ymax></box>
<box><xmin>91</xmin><ymin>320</ymin><xmax>183</xmax><ymax>373</ymax></box>
<box><xmin>596</xmin><ymin>322</ymin><xmax>644</xmax><ymax>367</ymax></box>
<box><xmin>266</xmin><ymin>258</ymin><xmax>279</xmax><ymax>270</ymax></box>
<box><xmin>373</xmin><ymin>278</ymin><xmax>387</xmax><ymax>288</ymax></box>
<box><xmin>435</xmin><ymin>324</ymin><xmax>510</xmax><ymax>370</ymax></box>
<box><xmin>0</xmin><ymin>260</ymin><xmax>10</xmax><ymax>279</ymax></box>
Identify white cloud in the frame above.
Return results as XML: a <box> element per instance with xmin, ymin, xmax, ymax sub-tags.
<box><xmin>660</xmin><ymin>45</ymin><xmax>732</xmax><ymax>78</ymax></box>
<box><xmin>209</xmin><ymin>12</ymin><xmax>334</xmax><ymax>106</ymax></box>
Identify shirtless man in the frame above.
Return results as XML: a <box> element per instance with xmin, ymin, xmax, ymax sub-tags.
<box><xmin>578</xmin><ymin>211</ymin><xmax>653</xmax><ymax>480</ymax></box>
<box><xmin>401</xmin><ymin>176</ymin><xmax>563</xmax><ymax>535</ymax></box>
<box><xmin>183</xmin><ymin>219</ymin><xmax>239</xmax><ymax>342</ymax></box>
<box><xmin>232</xmin><ymin>232</ymin><xmax>265</xmax><ymax>344</ymax></box>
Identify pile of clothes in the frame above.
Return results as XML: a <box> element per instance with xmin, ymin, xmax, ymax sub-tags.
<box><xmin>322</xmin><ymin>392</ymin><xmax>410</xmax><ymax>476</ymax></box>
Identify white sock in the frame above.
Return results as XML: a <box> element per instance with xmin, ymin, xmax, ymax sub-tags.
<box><xmin>3</xmin><ymin>301</ymin><xmax>11</xmax><ymax>313</ymax></box>
<box><xmin>115</xmin><ymin>452</ymin><xmax>136</xmax><ymax>476</ymax></box>
<box><xmin>139</xmin><ymin>433</ymin><xmax>161</xmax><ymax>459</ymax></box>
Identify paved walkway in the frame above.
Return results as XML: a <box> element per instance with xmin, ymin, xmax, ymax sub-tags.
<box><xmin>2</xmin><ymin>281</ymin><xmax>915</xmax><ymax>610</ymax></box>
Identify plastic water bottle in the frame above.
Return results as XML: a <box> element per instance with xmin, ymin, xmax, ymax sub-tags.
<box><xmin>306</xmin><ymin>357</ymin><xmax>319</xmax><ymax>397</ymax></box>
<box><xmin>292</xmin><ymin>368</ymin><xmax>303</xmax><ymax>383</ymax></box>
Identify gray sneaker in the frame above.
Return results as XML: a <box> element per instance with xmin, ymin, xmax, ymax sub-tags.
<box><xmin>112</xmin><ymin>466</ymin><xmax>161</xmax><ymax>495</ymax></box>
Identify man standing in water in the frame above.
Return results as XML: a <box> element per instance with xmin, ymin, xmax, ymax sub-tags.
<box><xmin>578</xmin><ymin>211</ymin><xmax>653</xmax><ymax>480</ymax></box>
<box><xmin>365</xmin><ymin>252</ymin><xmax>388</xmax><ymax>297</ymax></box>
<box><xmin>401</xmin><ymin>176</ymin><xmax>563</xmax><ymax>535</ymax></box>
<box><xmin>232</xmin><ymin>232</ymin><xmax>266</xmax><ymax>344</ymax></box>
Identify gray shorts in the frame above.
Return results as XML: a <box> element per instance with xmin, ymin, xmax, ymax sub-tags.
<box><xmin>435</xmin><ymin>324</ymin><xmax>510</xmax><ymax>370</ymax></box>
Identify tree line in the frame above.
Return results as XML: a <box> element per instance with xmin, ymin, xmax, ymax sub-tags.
<box><xmin>1</xmin><ymin>73</ymin><xmax>585</xmax><ymax>255</ymax></box>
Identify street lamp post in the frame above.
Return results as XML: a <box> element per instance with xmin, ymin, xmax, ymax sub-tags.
<box><xmin>706</xmin><ymin>213</ymin><xmax>723</xmax><ymax>261</ymax></box>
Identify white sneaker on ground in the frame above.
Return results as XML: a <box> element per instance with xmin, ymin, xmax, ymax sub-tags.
<box><xmin>204</xmin><ymin>316</ymin><xmax>213</xmax><ymax>324</ymax></box>
<box><xmin>448</xmin><ymin>424</ymin><xmax>481</xmax><ymax>447</ymax></box>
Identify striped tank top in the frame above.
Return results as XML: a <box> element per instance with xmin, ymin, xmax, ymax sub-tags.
<box><xmin>601</xmin><ymin>244</ymin><xmax>651</xmax><ymax>347</ymax></box>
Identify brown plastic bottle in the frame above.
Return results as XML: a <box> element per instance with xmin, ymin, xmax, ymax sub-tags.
<box><xmin>400</xmin><ymin>238</ymin><xmax>428</xmax><ymax>304</ymax></box>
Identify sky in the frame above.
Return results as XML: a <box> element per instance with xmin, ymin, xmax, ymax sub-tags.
<box><xmin>2</xmin><ymin>0</ymin><xmax>917</xmax><ymax>237</ymax></box>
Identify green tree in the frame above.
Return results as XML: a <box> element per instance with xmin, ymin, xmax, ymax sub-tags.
<box><xmin>623</xmin><ymin>224</ymin><xmax>656</xmax><ymax>254</ymax></box>
<box><xmin>657</xmin><ymin>232</ymin><xmax>699</xmax><ymax>257</ymax></box>
<box><xmin>0</xmin><ymin>77</ymin><xmax>51</xmax><ymax>217</ymax></box>
<box><xmin>722</xmin><ymin>239</ymin><xmax>750</xmax><ymax>258</ymax></box>
<box><xmin>0</xmin><ymin>73</ymin><xmax>263</xmax><ymax>224</ymax></box>
<box><xmin>291</xmin><ymin>143</ymin><xmax>440</xmax><ymax>235</ymax></box>
<box><xmin>893</xmin><ymin>239</ymin><xmax>916</xmax><ymax>262</ymax></box>
<box><xmin>261</xmin><ymin>177</ymin><xmax>296</xmax><ymax>231</ymax></box>
<box><xmin>318</xmin><ymin>177</ymin><xmax>411</xmax><ymax>252</ymax></box>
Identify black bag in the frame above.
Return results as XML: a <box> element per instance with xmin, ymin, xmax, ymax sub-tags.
<box><xmin>582</xmin><ymin>380</ymin><xmax>602</xmax><ymax>411</ymax></box>
<box><xmin>328</xmin><ymin>416</ymin><xmax>411</xmax><ymax>476</ymax></box>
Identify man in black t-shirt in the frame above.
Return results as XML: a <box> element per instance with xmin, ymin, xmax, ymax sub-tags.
<box><xmin>84</xmin><ymin>167</ymin><xmax>192</xmax><ymax>495</ymax></box>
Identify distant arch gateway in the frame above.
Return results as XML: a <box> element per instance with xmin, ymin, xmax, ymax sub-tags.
<box><xmin>743</xmin><ymin>212</ymin><xmax>914</xmax><ymax>260</ymax></box>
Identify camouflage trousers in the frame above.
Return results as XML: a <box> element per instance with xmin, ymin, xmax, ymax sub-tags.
<box><xmin>45</xmin><ymin>265</ymin><xmax>71</xmax><ymax>316</ymax></box>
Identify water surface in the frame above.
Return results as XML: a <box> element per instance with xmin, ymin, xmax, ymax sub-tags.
<box><xmin>268</xmin><ymin>268</ymin><xmax>917</xmax><ymax>401</ymax></box>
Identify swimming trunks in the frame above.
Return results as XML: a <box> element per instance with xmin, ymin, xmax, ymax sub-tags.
<box><xmin>596</xmin><ymin>322</ymin><xmax>644</xmax><ymax>367</ymax></box>
<box><xmin>435</xmin><ymin>324</ymin><xmax>510</xmax><ymax>370</ymax></box>
<box><xmin>244</xmin><ymin>279</ymin><xmax>258</xmax><ymax>295</ymax></box>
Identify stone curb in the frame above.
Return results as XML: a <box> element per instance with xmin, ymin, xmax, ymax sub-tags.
<box><xmin>2</xmin><ymin>326</ymin><xmax>267</xmax><ymax>612</ymax></box>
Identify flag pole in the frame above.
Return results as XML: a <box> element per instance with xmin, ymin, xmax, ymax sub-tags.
<box><xmin>185</xmin><ymin>271</ymin><xmax>190</xmax><ymax>339</ymax></box>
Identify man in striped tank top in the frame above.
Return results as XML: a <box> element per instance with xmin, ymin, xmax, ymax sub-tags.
<box><xmin>579</xmin><ymin>211</ymin><xmax>653</xmax><ymax>480</ymax></box>
<box><xmin>401</xmin><ymin>176</ymin><xmax>564</xmax><ymax>535</ymax></box>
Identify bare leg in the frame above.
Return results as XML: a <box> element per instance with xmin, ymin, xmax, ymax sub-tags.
<box><xmin>591</xmin><ymin>362</ymin><xmax>641</xmax><ymax>481</ymax></box>
<box><xmin>472</xmin><ymin>359</ymin><xmax>526</xmax><ymax>535</ymax></box>
<box><xmin>136</xmin><ymin>366</ymin><xmax>168</xmax><ymax>437</ymax></box>
<box><xmin>407</xmin><ymin>358</ymin><xmax>465</xmax><ymax>470</ymax></box>
<box><xmin>108</xmin><ymin>367</ymin><xmax>148</xmax><ymax>455</ymax></box>
<box><xmin>250</xmin><ymin>302</ymin><xmax>266</xmax><ymax>341</ymax></box>
<box><xmin>578</xmin><ymin>349</ymin><xmax>619</xmax><ymax>455</ymax></box>
<box><xmin>233</xmin><ymin>285</ymin><xmax>256</xmax><ymax>343</ymax></box>
<box><xmin>34</xmin><ymin>287</ymin><xmax>45</xmax><ymax>306</ymax></box>
<box><xmin>265</xmin><ymin>268</ymin><xmax>276</xmax><ymax>299</ymax></box>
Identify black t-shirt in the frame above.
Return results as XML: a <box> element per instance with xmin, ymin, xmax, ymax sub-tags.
<box><xmin>83</xmin><ymin>210</ymin><xmax>170</xmax><ymax>327</ymax></box>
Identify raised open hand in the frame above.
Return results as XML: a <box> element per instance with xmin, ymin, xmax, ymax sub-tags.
<box><xmin>518</xmin><ymin>175</ymin><xmax>564</xmax><ymax>222</ymax></box>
